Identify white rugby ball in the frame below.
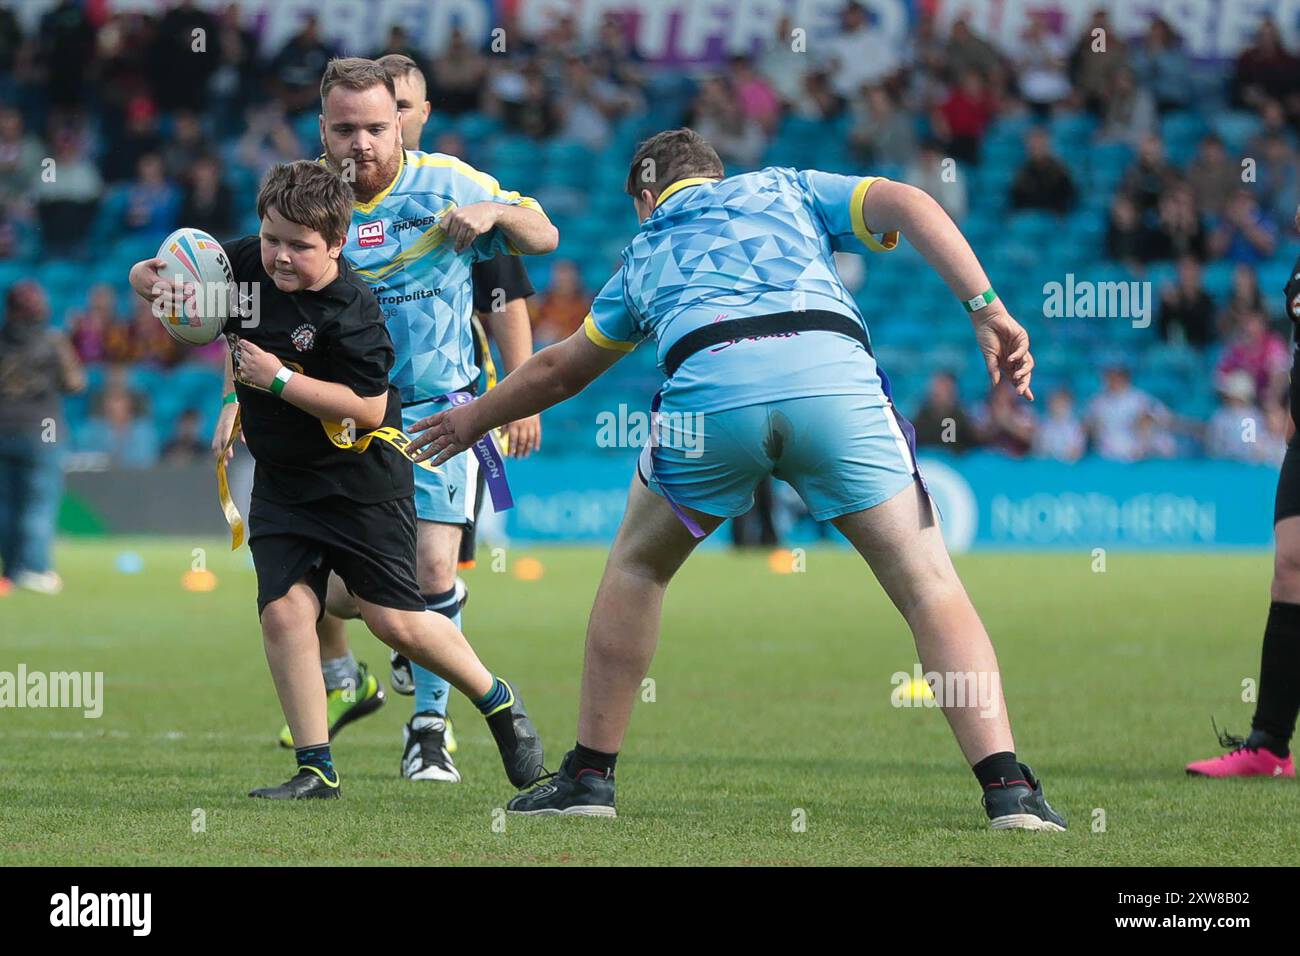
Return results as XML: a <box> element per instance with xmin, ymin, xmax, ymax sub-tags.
<box><xmin>153</xmin><ymin>227</ymin><xmax>234</xmax><ymax>345</ymax></box>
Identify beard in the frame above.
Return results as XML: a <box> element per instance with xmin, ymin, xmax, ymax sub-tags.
<box><xmin>328</xmin><ymin>149</ymin><xmax>401</xmax><ymax>203</ymax></box>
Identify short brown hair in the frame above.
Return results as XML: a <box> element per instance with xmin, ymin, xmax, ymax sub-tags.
<box><xmin>625</xmin><ymin>128</ymin><xmax>724</xmax><ymax>198</ymax></box>
<box><xmin>256</xmin><ymin>160</ymin><xmax>352</xmax><ymax>247</ymax></box>
<box><xmin>377</xmin><ymin>52</ymin><xmax>426</xmax><ymax>95</ymax></box>
<box><xmin>320</xmin><ymin>56</ymin><xmax>395</xmax><ymax>109</ymax></box>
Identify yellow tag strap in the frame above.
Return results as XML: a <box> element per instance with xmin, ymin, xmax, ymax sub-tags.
<box><xmin>319</xmin><ymin>420</ymin><xmax>442</xmax><ymax>473</ymax></box>
<box><xmin>217</xmin><ymin>407</ymin><xmax>245</xmax><ymax>551</ymax></box>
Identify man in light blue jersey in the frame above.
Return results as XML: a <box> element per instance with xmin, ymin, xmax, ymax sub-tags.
<box><xmin>411</xmin><ymin>129</ymin><xmax>1066</xmax><ymax>830</ymax></box>
<box><xmin>271</xmin><ymin>57</ymin><xmax>557</xmax><ymax>782</ymax></box>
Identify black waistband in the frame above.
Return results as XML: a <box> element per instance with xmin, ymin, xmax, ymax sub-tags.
<box><xmin>663</xmin><ymin>310</ymin><xmax>871</xmax><ymax>378</ymax></box>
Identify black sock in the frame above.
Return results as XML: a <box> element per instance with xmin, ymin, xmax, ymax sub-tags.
<box><xmin>972</xmin><ymin>751</ymin><xmax>1021</xmax><ymax>789</ymax></box>
<box><xmin>295</xmin><ymin>743</ymin><xmax>338</xmax><ymax>784</ymax></box>
<box><xmin>1249</xmin><ymin>601</ymin><xmax>1300</xmax><ymax>755</ymax></box>
<box><xmin>572</xmin><ymin>741</ymin><xmax>617</xmax><ymax>776</ymax></box>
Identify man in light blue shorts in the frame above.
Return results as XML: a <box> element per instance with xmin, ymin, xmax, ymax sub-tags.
<box><xmin>410</xmin><ymin>128</ymin><xmax>1066</xmax><ymax>830</ymax></box>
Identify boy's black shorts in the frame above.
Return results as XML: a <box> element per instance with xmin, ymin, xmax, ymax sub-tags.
<box><xmin>248</xmin><ymin>495</ymin><xmax>425</xmax><ymax>618</ymax></box>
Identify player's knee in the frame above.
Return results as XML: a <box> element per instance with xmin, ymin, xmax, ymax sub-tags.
<box><xmin>259</xmin><ymin>594</ymin><xmax>307</xmax><ymax>640</ymax></box>
<box><xmin>366</xmin><ymin>609</ymin><xmax>421</xmax><ymax>656</ymax></box>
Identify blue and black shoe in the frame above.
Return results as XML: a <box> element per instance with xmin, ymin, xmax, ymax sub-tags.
<box><xmin>981</xmin><ymin>762</ymin><xmax>1066</xmax><ymax>831</ymax></box>
<box><xmin>507</xmin><ymin>751</ymin><xmax>616</xmax><ymax>817</ymax></box>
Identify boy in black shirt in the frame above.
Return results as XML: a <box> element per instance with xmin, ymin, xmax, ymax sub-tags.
<box><xmin>128</xmin><ymin>161</ymin><xmax>543</xmax><ymax>798</ymax></box>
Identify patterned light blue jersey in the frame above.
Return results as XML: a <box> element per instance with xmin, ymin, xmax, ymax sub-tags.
<box><xmin>585</xmin><ymin>168</ymin><xmax>899</xmax><ymax>413</ymax></box>
<box><xmin>342</xmin><ymin>149</ymin><xmax>543</xmax><ymax>403</ymax></box>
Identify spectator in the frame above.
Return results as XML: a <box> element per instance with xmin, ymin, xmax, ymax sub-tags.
<box><xmin>1149</xmin><ymin>182</ymin><xmax>1207</xmax><ymax>262</ymax></box>
<box><xmin>1015</xmin><ymin>13</ymin><xmax>1072</xmax><ymax>117</ymax></box>
<box><xmin>730</xmin><ymin>56</ymin><xmax>781</xmax><ymax>134</ymax></box>
<box><xmin>35</xmin><ymin>128</ymin><xmax>104</xmax><ymax>254</ymax></box>
<box><xmin>0</xmin><ymin>106</ymin><xmax>42</xmax><ymax>211</ymax></box>
<box><xmin>944</xmin><ymin>16</ymin><xmax>1004</xmax><ymax>85</ymax></box>
<box><xmin>903</xmin><ymin>140</ymin><xmax>967</xmax><ymax>222</ymax></box>
<box><xmin>1233</xmin><ymin>19</ymin><xmax>1300</xmax><ymax>113</ymax></box>
<box><xmin>530</xmin><ymin>260</ymin><xmax>590</xmax><ymax>345</ymax></box>
<box><xmin>1085</xmin><ymin>362</ymin><xmax>1172</xmax><ymax>461</ymax></box>
<box><xmin>933</xmin><ymin>69</ymin><xmax>997</xmax><ymax>164</ymax></box>
<box><xmin>161</xmin><ymin>409</ymin><xmax>208</xmax><ymax>465</ymax></box>
<box><xmin>1130</xmin><ymin>17</ymin><xmax>1192</xmax><ymax>112</ymax></box>
<box><xmin>1122</xmin><ymin>133</ymin><xmax>1175</xmax><ymax>212</ymax></box>
<box><xmin>161</xmin><ymin>110</ymin><xmax>214</xmax><ymax>184</ymax></box>
<box><xmin>236</xmin><ymin>104</ymin><xmax>303</xmax><ymax>176</ymax></box>
<box><xmin>36</xmin><ymin>0</ymin><xmax>96</xmax><ymax>110</ymax></box>
<box><xmin>1216</xmin><ymin>307</ymin><xmax>1290</xmax><ymax>409</ymax></box>
<box><xmin>0</xmin><ymin>280</ymin><xmax>84</xmax><ymax>594</ymax></box>
<box><xmin>1069</xmin><ymin>9</ymin><xmax>1129</xmax><ymax>115</ymax></box>
<box><xmin>1219</xmin><ymin>263</ymin><xmax>1266</xmax><ymax>335</ymax></box>
<box><xmin>428</xmin><ymin>28</ymin><xmax>486</xmax><ymax>114</ymax></box>
<box><xmin>1256</xmin><ymin>135</ymin><xmax>1300</xmax><ymax>232</ymax></box>
<box><xmin>1133</xmin><ymin>408</ymin><xmax>1179</xmax><ymax>458</ymax></box>
<box><xmin>80</xmin><ymin>382</ymin><xmax>159</xmax><ymax>469</ymax></box>
<box><xmin>101</xmin><ymin>94</ymin><xmax>163</xmax><ymax>184</ymax></box>
<box><xmin>206</xmin><ymin>3</ymin><xmax>262</xmax><ymax>139</ymax></box>
<box><xmin>913</xmin><ymin>370</ymin><xmax>978</xmax><ymax>452</ymax></box>
<box><xmin>483</xmin><ymin>60</ymin><xmax>553</xmax><ymax>140</ymax></box>
<box><xmin>1033</xmin><ymin>388</ymin><xmax>1086</xmax><ymax>462</ymax></box>
<box><xmin>557</xmin><ymin>57</ymin><xmax>640</xmax><ymax>152</ymax></box>
<box><xmin>178</xmin><ymin>154</ymin><xmax>235</xmax><ymax>241</ymax></box>
<box><xmin>758</xmin><ymin>14</ymin><xmax>809</xmax><ymax>107</ymax></box>
<box><xmin>826</xmin><ymin>2</ymin><xmax>901</xmax><ymax>101</ymax></box>
<box><xmin>1205</xmin><ymin>370</ymin><xmax>1265</xmax><ymax>461</ymax></box>
<box><xmin>1097</xmin><ymin>67</ymin><xmax>1156</xmax><ymax>147</ymax></box>
<box><xmin>690</xmin><ymin>76</ymin><xmax>765</xmax><ymax>167</ymax></box>
<box><xmin>68</xmin><ymin>284</ymin><xmax>123</xmax><ymax>365</ymax></box>
<box><xmin>590</xmin><ymin>13</ymin><xmax>644</xmax><ymax>93</ymax></box>
<box><xmin>791</xmin><ymin>69</ymin><xmax>844</xmax><ymax>121</ymax></box>
<box><xmin>149</xmin><ymin>0</ymin><xmax>218</xmax><ymax>112</ymax></box>
<box><xmin>267</xmin><ymin>15</ymin><xmax>334</xmax><ymax>115</ymax></box>
<box><xmin>375</xmin><ymin>25</ymin><xmax>426</xmax><ymax>79</ymax></box>
<box><xmin>975</xmin><ymin>380</ymin><xmax>1036</xmax><ymax>456</ymax></box>
<box><xmin>106</xmin><ymin>297</ymin><xmax>184</xmax><ymax>367</ymax></box>
<box><xmin>1106</xmin><ymin>194</ymin><xmax>1158</xmax><ymax>267</ymax></box>
<box><xmin>1157</xmin><ymin>256</ymin><xmax>1216</xmax><ymax>348</ymax></box>
<box><xmin>1009</xmin><ymin>128</ymin><xmax>1077</xmax><ymax>214</ymax></box>
<box><xmin>1210</xmin><ymin>189</ymin><xmax>1278</xmax><ymax>265</ymax></box>
<box><xmin>849</xmin><ymin>86</ymin><xmax>918</xmax><ymax>166</ymax></box>
<box><xmin>1185</xmin><ymin>134</ymin><xmax>1240</xmax><ymax>218</ymax></box>
<box><xmin>119</xmin><ymin>152</ymin><xmax>180</xmax><ymax>238</ymax></box>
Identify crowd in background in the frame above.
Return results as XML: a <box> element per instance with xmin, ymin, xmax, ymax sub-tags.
<box><xmin>1</xmin><ymin>1</ymin><xmax>1299</xmax><ymax>469</ymax></box>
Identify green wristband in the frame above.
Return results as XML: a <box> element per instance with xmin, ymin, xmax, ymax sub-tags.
<box><xmin>962</xmin><ymin>288</ymin><xmax>997</xmax><ymax>312</ymax></box>
<box><xmin>269</xmin><ymin>367</ymin><xmax>293</xmax><ymax>397</ymax></box>
<box><xmin>223</xmin><ymin>391</ymin><xmax>239</xmax><ymax>406</ymax></box>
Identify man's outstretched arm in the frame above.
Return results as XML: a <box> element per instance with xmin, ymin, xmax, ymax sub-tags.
<box><xmin>409</xmin><ymin>326</ymin><xmax>624</xmax><ymax>465</ymax></box>
<box><xmin>862</xmin><ymin>180</ymin><xmax>1035</xmax><ymax>399</ymax></box>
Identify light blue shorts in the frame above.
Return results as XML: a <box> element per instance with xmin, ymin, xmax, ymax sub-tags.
<box><xmin>402</xmin><ymin>400</ymin><xmax>478</xmax><ymax>526</ymax></box>
<box><xmin>637</xmin><ymin>393</ymin><xmax>920</xmax><ymax>522</ymax></box>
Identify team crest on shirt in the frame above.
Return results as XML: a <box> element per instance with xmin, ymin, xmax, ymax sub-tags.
<box><xmin>357</xmin><ymin>220</ymin><xmax>385</xmax><ymax>247</ymax></box>
<box><xmin>291</xmin><ymin>324</ymin><xmax>317</xmax><ymax>352</ymax></box>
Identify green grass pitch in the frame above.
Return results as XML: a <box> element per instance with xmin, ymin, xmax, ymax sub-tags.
<box><xmin>2</xmin><ymin>538</ymin><xmax>1298</xmax><ymax>866</ymax></box>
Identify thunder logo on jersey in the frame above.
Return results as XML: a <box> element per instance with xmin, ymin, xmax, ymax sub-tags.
<box><xmin>341</xmin><ymin>148</ymin><xmax>544</xmax><ymax>403</ymax></box>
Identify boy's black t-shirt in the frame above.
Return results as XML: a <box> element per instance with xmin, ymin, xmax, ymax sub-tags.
<box><xmin>223</xmin><ymin>236</ymin><xmax>414</xmax><ymax>506</ymax></box>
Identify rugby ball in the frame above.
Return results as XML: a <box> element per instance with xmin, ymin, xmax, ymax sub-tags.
<box><xmin>153</xmin><ymin>227</ymin><xmax>234</xmax><ymax>346</ymax></box>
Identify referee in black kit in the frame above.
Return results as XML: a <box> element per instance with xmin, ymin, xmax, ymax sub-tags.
<box><xmin>1185</xmin><ymin>204</ymin><xmax>1300</xmax><ymax>779</ymax></box>
<box><xmin>128</xmin><ymin>160</ymin><xmax>544</xmax><ymax>799</ymax></box>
